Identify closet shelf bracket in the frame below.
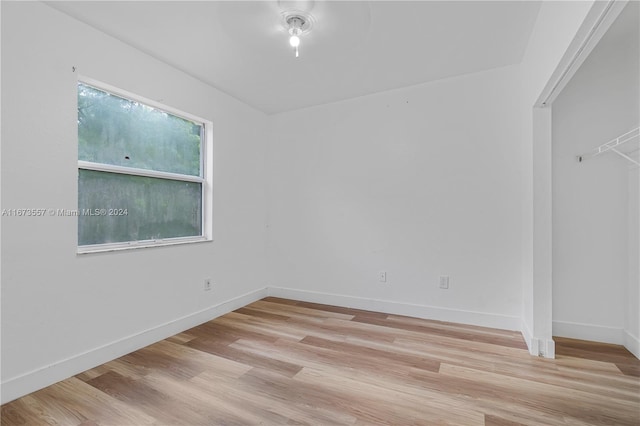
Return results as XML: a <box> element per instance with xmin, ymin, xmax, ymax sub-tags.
<box><xmin>577</xmin><ymin>126</ymin><xmax>639</xmax><ymax>167</ymax></box>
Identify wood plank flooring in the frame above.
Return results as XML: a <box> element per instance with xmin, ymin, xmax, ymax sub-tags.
<box><xmin>2</xmin><ymin>297</ymin><xmax>639</xmax><ymax>425</ymax></box>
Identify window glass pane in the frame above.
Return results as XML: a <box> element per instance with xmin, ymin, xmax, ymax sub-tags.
<box><xmin>78</xmin><ymin>170</ymin><xmax>202</xmax><ymax>246</ymax></box>
<box><xmin>78</xmin><ymin>83</ymin><xmax>201</xmax><ymax>176</ymax></box>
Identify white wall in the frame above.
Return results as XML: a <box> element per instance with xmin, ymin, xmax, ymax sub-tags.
<box><xmin>628</xmin><ymin>166</ymin><xmax>639</xmax><ymax>356</ymax></box>
<box><xmin>267</xmin><ymin>65</ymin><xmax>523</xmax><ymax>329</ymax></box>
<box><xmin>552</xmin><ymin>1</ymin><xmax>639</xmax><ymax>354</ymax></box>
<box><xmin>1</xmin><ymin>2</ymin><xmax>268</xmax><ymax>403</ymax></box>
<box><xmin>519</xmin><ymin>0</ymin><xmax>595</xmax><ymax>356</ymax></box>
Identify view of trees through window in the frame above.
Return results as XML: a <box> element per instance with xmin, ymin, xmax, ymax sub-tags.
<box><xmin>78</xmin><ymin>82</ymin><xmax>204</xmax><ymax>247</ymax></box>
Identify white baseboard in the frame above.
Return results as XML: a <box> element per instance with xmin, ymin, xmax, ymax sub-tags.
<box><xmin>624</xmin><ymin>330</ymin><xmax>640</xmax><ymax>359</ymax></box>
<box><xmin>1</xmin><ymin>287</ymin><xmax>268</xmax><ymax>405</ymax></box>
<box><xmin>543</xmin><ymin>338</ymin><xmax>555</xmax><ymax>359</ymax></box>
<box><xmin>552</xmin><ymin>320</ymin><xmax>624</xmax><ymax>345</ymax></box>
<box><xmin>267</xmin><ymin>287</ymin><xmax>521</xmax><ymax>331</ymax></box>
<box><xmin>519</xmin><ymin>320</ymin><xmax>556</xmax><ymax>358</ymax></box>
<box><xmin>553</xmin><ymin>321</ymin><xmax>640</xmax><ymax>360</ymax></box>
<box><xmin>521</xmin><ymin>320</ymin><xmax>539</xmax><ymax>356</ymax></box>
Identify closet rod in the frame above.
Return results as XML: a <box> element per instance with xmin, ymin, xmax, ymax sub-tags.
<box><xmin>577</xmin><ymin>127</ymin><xmax>639</xmax><ymax>167</ymax></box>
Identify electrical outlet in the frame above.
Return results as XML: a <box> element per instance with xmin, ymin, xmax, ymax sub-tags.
<box><xmin>379</xmin><ymin>271</ymin><xmax>387</xmax><ymax>283</ymax></box>
<box><xmin>439</xmin><ymin>275</ymin><xmax>449</xmax><ymax>289</ymax></box>
<box><xmin>204</xmin><ymin>278</ymin><xmax>212</xmax><ymax>291</ymax></box>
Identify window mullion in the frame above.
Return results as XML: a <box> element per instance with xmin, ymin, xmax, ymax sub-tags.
<box><xmin>78</xmin><ymin>160</ymin><xmax>204</xmax><ymax>183</ymax></box>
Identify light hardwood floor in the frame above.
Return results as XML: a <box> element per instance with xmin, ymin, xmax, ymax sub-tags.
<box><xmin>2</xmin><ymin>297</ymin><xmax>639</xmax><ymax>425</ymax></box>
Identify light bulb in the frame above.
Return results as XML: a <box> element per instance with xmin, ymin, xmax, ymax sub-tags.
<box><xmin>286</xmin><ymin>15</ymin><xmax>305</xmax><ymax>58</ymax></box>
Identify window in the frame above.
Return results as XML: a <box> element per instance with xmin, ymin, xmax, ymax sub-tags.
<box><xmin>77</xmin><ymin>79</ymin><xmax>212</xmax><ymax>253</ymax></box>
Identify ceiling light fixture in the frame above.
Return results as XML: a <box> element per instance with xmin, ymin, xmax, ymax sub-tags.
<box><xmin>286</xmin><ymin>15</ymin><xmax>305</xmax><ymax>58</ymax></box>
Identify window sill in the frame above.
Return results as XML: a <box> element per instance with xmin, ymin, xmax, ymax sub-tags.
<box><xmin>77</xmin><ymin>236</ymin><xmax>211</xmax><ymax>255</ymax></box>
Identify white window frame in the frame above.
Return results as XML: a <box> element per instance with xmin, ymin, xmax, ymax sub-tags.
<box><xmin>77</xmin><ymin>76</ymin><xmax>213</xmax><ymax>254</ymax></box>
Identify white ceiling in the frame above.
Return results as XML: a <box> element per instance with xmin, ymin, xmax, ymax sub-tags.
<box><xmin>47</xmin><ymin>1</ymin><xmax>542</xmax><ymax>114</ymax></box>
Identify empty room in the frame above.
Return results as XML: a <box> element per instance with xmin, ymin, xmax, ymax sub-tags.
<box><xmin>1</xmin><ymin>0</ymin><xmax>639</xmax><ymax>425</ymax></box>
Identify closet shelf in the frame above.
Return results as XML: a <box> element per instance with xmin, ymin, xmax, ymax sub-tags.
<box><xmin>577</xmin><ymin>126</ymin><xmax>639</xmax><ymax>167</ymax></box>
